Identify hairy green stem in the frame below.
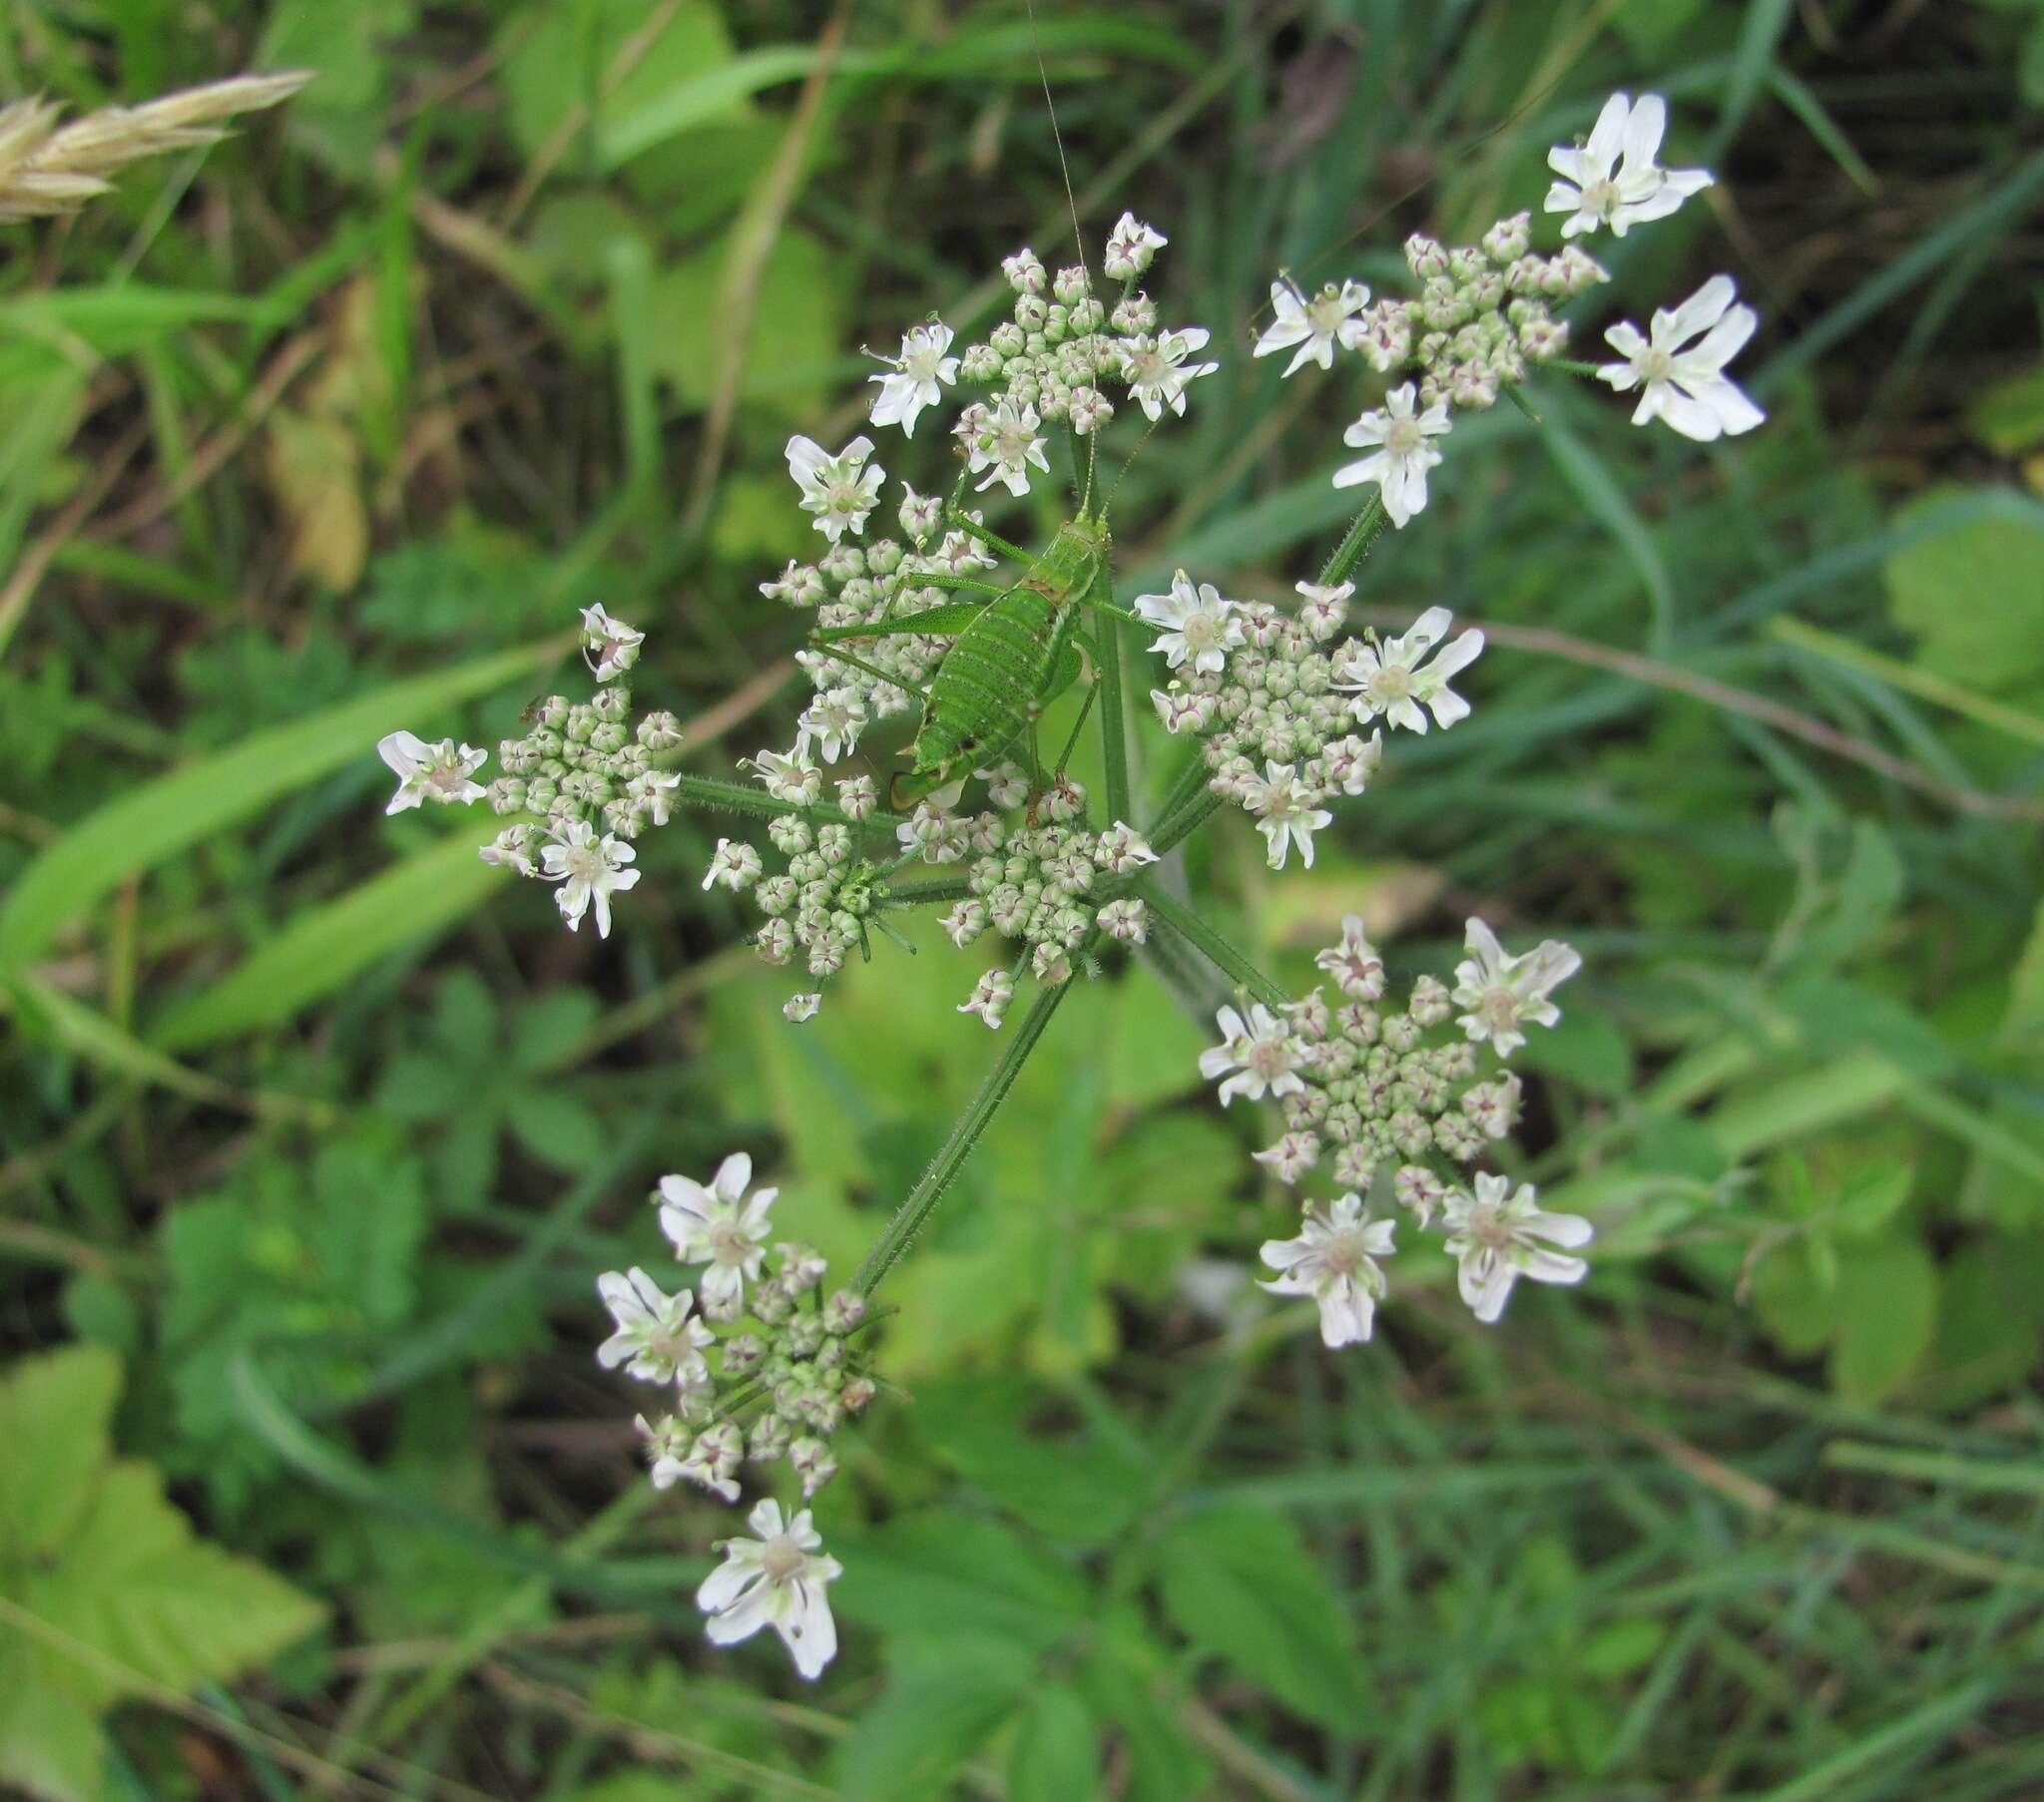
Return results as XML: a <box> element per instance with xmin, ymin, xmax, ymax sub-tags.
<box><xmin>887</xmin><ymin>875</ymin><xmax>972</xmax><ymax>909</ymax></box>
<box><xmin>854</xmin><ymin>972</ymin><xmax>1078</xmax><ymax>1296</ymax></box>
<box><xmin>1136</xmin><ymin>877</ymin><xmax>1289</xmax><ymax>1008</ymax></box>
<box><xmin>668</xmin><ymin>771</ymin><xmax>895</xmax><ymax>831</ymax></box>
<box><xmin>1316</xmin><ymin>495</ymin><xmax>1390</xmax><ymax>589</ymax></box>
<box><xmin>1150</xmin><ymin>789</ymin><xmax>1222</xmax><ymax>859</ymax></box>
<box><xmin>1094</xmin><ymin>566</ymin><xmax>1133</xmax><ymax>825</ymax></box>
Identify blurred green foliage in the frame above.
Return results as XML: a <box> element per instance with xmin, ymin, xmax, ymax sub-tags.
<box><xmin>4</xmin><ymin>0</ymin><xmax>2044</xmax><ymax>1797</ymax></box>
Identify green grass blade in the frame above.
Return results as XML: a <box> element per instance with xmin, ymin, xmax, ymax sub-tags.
<box><xmin>0</xmin><ymin>635</ymin><xmax>567</xmax><ymax>973</ymax></box>
<box><xmin>149</xmin><ymin>823</ymin><xmax>511</xmax><ymax>1052</ymax></box>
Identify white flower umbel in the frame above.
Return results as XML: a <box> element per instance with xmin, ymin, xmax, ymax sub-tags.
<box><xmin>1441</xmin><ymin>1172</ymin><xmax>1592</xmax><ymax>1323</ymax></box>
<box><xmin>697</xmin><ymin>1499</ymin><xmax>842</xmax><ymax>1681</ymax></box>
<box><xmin>1315</xmin><ymin>914</ymin><xmax>1386</xmax><ymax>1001</ymax></box>
<box><xmin>595</xmin><ymin>1268</ymin><xmax>714</xmax><ymax>1388</ymax></box>
<box><xmin>1120</xmin><ymin>326</ymin><xmax>1219</xmax><ymax>421</ymax></box>
<box><xmin>868</xmin><ymin>320</ymin><xmax>958</xmax><ymax>437</ymax></box>
<box><xmin>1243</xmin><ymin>760</ymin><xmax>1333</xmax><ymax>870</ymax></box>
<box><xmin>966</xmin><ymin>398</ymin><xmax>1051</xmax><ymax>497</ymax></box>
<box><xmin>541</xmin><ymin>820</ymin><xmax>640</xmax><ymax>938</ymax></box>
<box><xmin>377</xmin><ymin>730</ymin><xmax>486</xmax><ymax>814</ymax></box>
<box><xmin>1334</xmin><ymin>606</ymin><xmax>1484</xmax><ymax>733</ymax></box>
<box><xmin>1545</xmin><ymin>92</ymin><xmax>1712</xmax><ymax>240</ymax></box>
<box><xmin>1134</xmin><ymin>570</ymin><xmax>1244</xmax><ymax>676</ymax></box>
<box><xmin>1598</xmin><ymin>274</ymin><xmax>1765</xmax><ymax>443</ymax></box>
<box><xmin>1103</xmin><ymin>212</ymin><xmax>1167</xmax><ymax>280</ymax></box>
<box><xmin>1260</xmin><ymin>1193</ymin><xmax>1396</xmax><ymax>1348</ymax></box>
<box><xmin>798</xmin><ymin>685</ymin><xmax>867</xmax><ymax>764</ymax></box>
<box><xmin>1332</xmin><ymin>383</ymin><xmax>1450</xmax><ymax>529</ymax></box>
<box><xmin>1199</xmin><ymin>1002</ymin><xmax>1306</xmax><ymax>1106</ymax></box>
<box><xmin>785</xmin><ymin>434</ymin><xmax>884</xmax><ymax>542</ymax></box>
<box><xmin>658</xmin><ymin>1152</ymin><xmax>777</xmax><ymax>1311</ymax></box>
<box><xmin>1254</xmin><ymin>277</ymin><xmax>1371</xmax><ymax>377</ymax></box>
<box><xmin>580</xmin><ymin>604</ymin><xmax>645</xmax><ymax>682</ymax></box>
<box><xmin>1451</xmin><ymin>917</ymin><xmax>1582</xmax><ymax>1058</ymax></box>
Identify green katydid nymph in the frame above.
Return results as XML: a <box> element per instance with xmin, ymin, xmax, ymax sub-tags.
<box><xmin>802</xmin><ymin>502</ymin><xmax>1143</xmax><ymax>808</ymax></box>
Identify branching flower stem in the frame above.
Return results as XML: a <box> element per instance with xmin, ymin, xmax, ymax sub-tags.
<box><xmin>1135</xmin><ymin>877</ymin><xmax>1288</xmax><ymax>1008</ymax></box>
<box><xmin>668</xmin><ymin>771</ymin><xmax>896</xmax><ymax>832</ymax></box>
<box><xmin>1316</xmin><ymin>494</ymin><xmax>1389</xmax><ymax>589</ymax></box>
<box><xmin>853</xmin><ymin>964</ymin><xmax>1079</xmax><ymax>1296</ymax></box>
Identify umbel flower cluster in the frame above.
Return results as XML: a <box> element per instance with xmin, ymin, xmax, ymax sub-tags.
<box><xmin>363</xmin><ymin>86</ymin><xmax>1766</xmax><ymax>1686</ymax></box>
<box><xmin>597</xmin><ymin>1153</ymin><xmax>870</xmax><ymax>1678</ymax></box>
<box><xmin>1208</xmin><ymin>916</ymin><xmax>1594</xmax><ymax>1345</ymax></box>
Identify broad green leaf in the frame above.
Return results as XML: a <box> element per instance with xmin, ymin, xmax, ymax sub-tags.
<box><xmin>1829</xmin><ymin>1234</ymin><xmax>1938</xmax><ymax>1404</ymax></box>
<box><xmin>1917</xmin><ymin>1236</ymin><xmax>2044</xmax><ymax>1410</ymax></box>
<box><xmin>1885</xmin><ymin>487</ymin><xmax>2044</xmax><ymax>694</ymax></box>
<box><xmin>0</xmin><ymin>635</ymin><xmax>563</xmax><ymax>972</ymax></box>
<box><xmin>832</xmin><ymin>1512</ymin><xmax>1089</xmax><ymax>1653</ymax></box>
<box><xmin>648</xmin><ymin>227</ymin><xmax>846</xmax><ymax>419</ymax></box>
<box><xmin>1157</xmin><ymin>1507</ymin><xmax>1370</xmax><ymax>1729</ymax></box>
<box><xmin>1007</xmin><ymin>1684</ymin><xmax>1099</xmax><ymax>1802</ymax></box>
<box><xmin>1779</xmin><ymin>976</ymin><xmax>1954</xmax><ymax>1078</ymax></box>
<box><xmin>0</xmin><ymin>1345</ymin><xmax>120</xmax><ymax>1560</ymax></box>
<box><xmin>1073</xmin><ymin>1616</ymin><xmax>1211</xmax><ymax>1802</ymax></box>
<box><xmin>0</xmin><ymin>1668</ymin><xmax>104</xmax><ymax>1802</ymax></box>
<box><xmin>910</xmin><ymin>1379</ymin><xmax>1150</xmax><ymax>1546</ymax></box>
<box><xmin>151</xmin><ymin>824</ymin><xmax>509</xmax><ymax>1051</ymax></box>
<box><xmin>1966</xmin><ymin>362</ymin><xmax>2044</xmax><ymax>455</ymax></box>
<box><xmin>1834</xmin><ymin>1162</ymin><xmax>1913</xmax><ymax>1237</ymax></box>
<box><xmin>839</xmin><ymin>1633</ymin><xmax>1033</xmax><ymax>1801</ymax></box>
<box><xmin>21</xmin><ymin>1460</ymin><xmax>323</xmax><ymax>1713</ymax></box>
<box><xmin>1518</xmin><ymin>1008</ymin><xmax>1634</xmax><ymax>1099</ymax></box>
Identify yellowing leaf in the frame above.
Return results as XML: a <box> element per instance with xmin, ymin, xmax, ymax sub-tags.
<box><xmin>265</xmin><ymin>406</ymin><xmax>367</xmax><ymax>590</ymax></box>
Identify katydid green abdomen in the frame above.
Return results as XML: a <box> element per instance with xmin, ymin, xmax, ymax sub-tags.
<box><xmin>907</xmin><ymin>517</ymin><xmax>1107</xmax><ymax>783</ymax></box>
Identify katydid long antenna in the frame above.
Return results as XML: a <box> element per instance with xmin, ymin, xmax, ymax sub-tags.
<box><xmin>1025</xmin><ymin>0</ymin><xmax>1102</xmax><ymax>522</ymax></box>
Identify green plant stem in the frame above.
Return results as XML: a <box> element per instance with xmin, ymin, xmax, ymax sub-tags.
<box><xmin>1316</xmin><ymin>495</ymin><xmax>1389</xmax><ymax>589</ymax></box>
<box><xmin>1094</xmin><ymin>568</ymin><xmax>1133</xmax><ymax>825</ymax></box>
<box><xmin>667</xmin><ymin>771</ymin><xmax>895</xmax><ymax>831</ymax></box>
<box><xmin>1136</xmin><ymin>877</ymin><xmax>1288</xmax><ymax>1008</ymax></box>
<box><xmin>854</xmin><ymin>970</ymin><xmax>1078</xmax><ymax>1297</ymax></box>
<box><xmin>1151</xmin><ymin>789</ymin><xmax>1222</xmax><ymax>858</ymax></box>
<box><xmin>1148</xmin><ymin>744</ymin><xmax>1211</xmax><ymax>834</ymax></box>
<box><xmin>887</xmin><ymin>875</ymin><xmax>972</xmax><ymax>909</ymax></box>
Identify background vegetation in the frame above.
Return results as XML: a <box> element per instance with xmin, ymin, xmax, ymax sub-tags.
<box><xmin>4</xmin><ymin>0</ymin><xmax>2044</xmax><ymax>1796</ymax></box>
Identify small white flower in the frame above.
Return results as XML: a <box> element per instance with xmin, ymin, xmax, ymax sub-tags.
<box><xmin>1319</xmin><ymin>729</ymin><xmax>1383</xmax><ymax>795</ymax></box>
<box><xmin>959</xmin><ymin>968</ymin><xmax>1015</xmax><ymax>1030</ymax></box>
<box><xmin>1597</xmin><ymin>274</ymin><xmax>1765</xmax><ymax>443</ymax></box>
<box><xmin>1293</xmin><ymin>578</ymin><xmax>1352</xmax><ymax>642</ymax></box>
<box><xmin>1243</xmin><ymin>761</ymin><xmax>1332</xmax><ymax>870</ymax></box>
<box><xmin>638</xmin><ymin>1413</ymin><xmax>694</xmax><ymax>1489</ymax></box>
<box><xmin>1103</xmin><ymin>212</ymin><xmax>1167</xmax><ymax>280</ymax></box>
<box><xmin>748</xmin><ymin>744</ymin><xmax>822</xmax><ymax>804</ymax></box>
<box><xmin>1545</xmin><ymin>92</ymin><xmax>1712</xmax><ymax>240</ymax></box>
<box><xmin>580</xmin><ymin>604</ymin><xmax>645</xmax><ymax>681</ymax></box>
<box><xmin>1253</xmin><ymin>1130</ymin><xmax>1320</xmax><ymax>1184</ymax></box>
<box><xmin>1334</xmin><ymin>608</ymin><xmax>1483</xmax><ymax>733</ymax></box>
<box><xmin>1093</xmin><ymin>820</ymin><xmax>1160</xmax><ymax>875</ymax></box>
<box><xmin>783</xmin><ymin>992</ymin><xmax>821</xmax><ymax>1024</ymax></box>
<box><xmin>658</xmin><ymin>1152</ymin><xmax>777</xmax><ymax>1310</ymax></box>
<box><xmin>835</xmin><ymin>774</ymin><xmax>876</xmax><ymax>821</ymax></box>
<box><xmin>980</xmin><ymin>762</ymin><xmax>1030</xmax><ymax>810</ymax></box>
<box><xmin>1199</xmin><ymin>1002</ymin><xmax>1306</xmax><ymax>1106</ymax></box>
<box><xmin>1003</xmin><ymin>247</ymin><xmax>1046</xmax><ymax>294</ymax></box>
<box><xmin>1097</xmin><ymin>897</ymin><xmax>1148</xmax><ymax>942</ymax></box>
<box><xmin>897</xmin><ymin>796</ymin><xmax>970</xmax><ymax>864</ymax></box>
<box><xmin>1451</xmin><ymin>917</ymin><xmax>1581</xmax><ymax>1058</ymax></box>
<box><xmin>1134</xmin><ymin>570</ymin><xmax>1244</xmax><ymax>676</ymax></box>
<box><xmin>799</xmin><ymin>686</ymin><xmax>867</xmax><ymax>764</ymax></box>
<box><xmin>1254</xmin><ymin>277</ymin><xmax>1371</xmax><ymax>377</ymax></box>
<box><xmin>965</xmin><ymin>398</ymin><xmax>1052</xmax><ymax>497</ymax></box>
<box><xmin>478</xmin><ymin>825</ymin><xmax>538</xmax><ymax>875</ymax></box>
<box><xmin>541</xmin><ymin>820</ymin><xmax>640</xmax><ymax>938</ymax></box>
<box><xmin>702</xmin><ymin>838</ymin><xmax>763</xmax><ymax>892</ymax></box>
<box><xmin>1260</xmin><ymin>1194</ymin><xmax>1396</xmax><ymax>1348</ymax></box>
<box><xmin>1315</xmin><ymin>915</ymin><xmax>1385</xmax><ymax>1001</ymax></box>
<box><xmin>1119</xmin><ymin>326</ymin><xmax>1219</xmax><ymax>421</ymax></box>
<box><xmin>596</xmin><ymin>1268</ymin><xmax>715</xmax><ymax>1387</ymax></box>
<box><xmin>940</xmin><ymin>899</ymin><xmax>988</xmax><ymax>947</ymax></box>
<box><xmin>377</xmin><ymin>730</ymin><xmax>486</xmax><ymax>815</ymax></box>
<box><xmin>697</xmin><ymin>1498</ymin><xmax>843</xmax><ymax>1681</ymax></box>
<box><xmin>1032</xmin><ymin>942</ymin><xmax>1073</xmax><ymax>986</ymax></box>
<box><xmin>868</xmin><ymin>320</ymin><xmax>959</xmax><ymax>437</ymax></box>
<box><xmin>1441</xmin><ymin>1172</ymin><xmax>1593</xmax><ymax>1323</ymax></box>
<box><xmin>786</xmin><ymin>434</ymin><xmax>884</xmax><ymax>542</ymax></box>
<box><xmin>628</xmin><ymin>769</ymin><xmax>682</xmax><ymax>826</ymax></box>
<box><xmin>1332</xmin><ymin>383</ymin><xmax>1450</xmax><ymax>529</ymax></box>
